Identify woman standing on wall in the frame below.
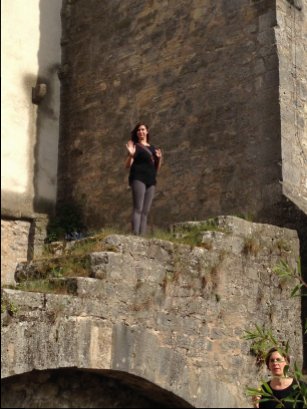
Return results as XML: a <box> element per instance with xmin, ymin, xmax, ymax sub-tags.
<box><xmin>125</xmin><ymin>122</ymin><xmax>162</xmax><ymax>235</ymax></box>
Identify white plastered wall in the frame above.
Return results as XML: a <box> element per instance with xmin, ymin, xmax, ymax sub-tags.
<box><xmin>1</xmin><ymin>0</ymin><xmax>62</xmax><ymax>217</ymax></box>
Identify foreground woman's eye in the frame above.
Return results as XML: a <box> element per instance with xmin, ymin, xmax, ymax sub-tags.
<box><xmin>270</xmin><ymin>358</ymin><xmax>284</xmax><ymax>363</ymax></box>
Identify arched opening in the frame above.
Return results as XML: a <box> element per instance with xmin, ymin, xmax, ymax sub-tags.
<box><xmin>1</xmin><ymin>367</ymin><xmax>193</xmax><ymax>408</ymax></box>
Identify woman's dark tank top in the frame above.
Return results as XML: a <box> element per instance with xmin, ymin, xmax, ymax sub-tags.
<box><xmin>129</xmin><ymin>144</ymin><xmax>157</xmax><ymax>187</ymax></box>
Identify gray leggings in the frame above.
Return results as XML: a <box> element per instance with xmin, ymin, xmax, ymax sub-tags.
<box><xmin>131</xmin><ymin>180</ymin><xmax>155</xmax><ymax>235</ymax></box>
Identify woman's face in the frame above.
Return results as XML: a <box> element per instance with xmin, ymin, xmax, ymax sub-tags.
<box><xmin>137</xmin><ymin>125</ymin><xmax>148</xmax><ymax>142</ymax></box>
<box><xmin>268</xmin><ymin>351</ymin><xmax>288</xmax><ymax>377</ymax></box>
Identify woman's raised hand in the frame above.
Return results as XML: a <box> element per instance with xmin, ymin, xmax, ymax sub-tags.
<box><xmin>126</xmin><ymin>140</ymin><xmax>136</xmax><ymax>157</ymax></box>
<box><xmin>155</xmin><ymin>148</ymin><xmax>162</xmax><ymax>158</ymax></box>
<box><xmin>155</xmin><ymin>148</ymin><xmax>163</xmax><ymax>171</ymax></box>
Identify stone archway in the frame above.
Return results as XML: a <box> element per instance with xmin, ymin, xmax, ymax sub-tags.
<box><xmin>1</xmin><ymin>368</ymin><xmax>192</xmax><ymax>408</ymax></box>
<box><xmin>2</xmin><ymin>220</ymin><xmax>303</xmax><ymax>407</ymax></box>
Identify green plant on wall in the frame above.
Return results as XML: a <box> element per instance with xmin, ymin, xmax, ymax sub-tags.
<box><xmin>153</xmin><ymin>218</ymin><xmax>229</xmax><ymax>248</ymax></box>
<box><xmin>243</xmin><ymin>324</ymin><xmax>279</xmax><ymax>366</ymax></box>
<box><xmin>242</xmin><ymin>235</ymin><xmax>260</xmax><ymax>256</ymax></box>
<box><xmin>235</xmin><ymin>212</ymin><xmax>255</xmax><ymax>222</ymax></box>
<box><xmin>1</xmin><ymin>297</ymin><xmax>18</xmax><ymax>315</ymax></box>
<box><xmin>273</xmin><ymin>258</ymin><xmax>306</xmax><ymax>336</ymax></box>
<box><xmin>273</xmin><ymin>258</ymin><xmax>306</xmax><ymax>298</ymax></box>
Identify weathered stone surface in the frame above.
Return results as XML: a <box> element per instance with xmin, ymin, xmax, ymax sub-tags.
<box><xmin>57</xmin><ymin>0</ymin><xmax>279</xmax><ymax>229</ymax></box>
<box><xmin>28</xmin><ymin>216</ymin><xmax>49</xmax><ymax>260</ymax></box>
<box><xmin>1</xmin><ymin>217</ymin><xmax>303</xmax><ymax>408</ymax></box>
<box><xmin>172</xmin><ymin>216</ymin><xmax>299</xmax><ymax>256</ymax></box>
<box><xmin>1</xmin><ymin>219</ymin><xmax>31</xmax><ymax>286</ymax></box>
<box><xmin>275</xmin><ymin>0</ymin><xmax>307</xmax><ymax>214</ymax></box>
<box><xmin>1</xmin><ymin>216</ymin><xmax>49</xmax><ymax>286</ymax></box>
<box><xmin>57</xmin><ymin>0</ymin><xmax>306</xmax><ymax>233</ymax></box>
<box><xmin>15</xmin><ymin>254</ymin><xmax>90</xmax><ymax>283</ymax></box>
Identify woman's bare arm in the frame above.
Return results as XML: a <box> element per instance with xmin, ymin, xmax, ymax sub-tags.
<box><xmin>155</xmin><ymin>148</ymin><xmax>163</xmax><ymax>171</ymax></box>
<box><xmin>125</xmin><ymin>155</ymin><xmax>134</xmax><ymax>169</ymax></box>
<box><xmin>125</xmin><ymin>140</ymin><xmax>136</xmax><ymax>168</ymax></box>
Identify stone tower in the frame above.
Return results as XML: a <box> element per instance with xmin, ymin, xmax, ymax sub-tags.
<box><xmin>58</xmin><ymin>0</ymin><xmax>307</xmax><ymax>231</ymax></box>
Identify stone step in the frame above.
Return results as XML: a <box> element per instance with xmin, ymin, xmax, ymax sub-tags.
<box><xmin>14</xmin><ymin>235</ymin><xmax>177</xmax><ymax>283</ymax></box>
<box><xmin>103</xmin><ymin>234</ymin><xmax>175</xmax><ymax>261</ymax></box>
<box><xmin>14</xmin><ymin>254</ymin><xmax>91</xmax><ymax>282</ymax></box>
<box><xmin>170</xmin><ymin>216</ymin><xmax>298</xmax><ymax>256</ymax></box>
<box><xmin>47</xmin><ymin>276</ymin><xmax>164</xmax><ymax>301</ymax></box>
<box><xmin>15</xmin><ymin>249</ymin><xmax>169</xmax><ymax>284</ymax></box>
<box><xmin>14</xmin><ymin>216</ymin><xmax>298</xmax><ymax>289</ymax></box>
<box><xmin>44</xmin><ymin>234</ymin><xmax>118</xmax><ymax>257</ymax></box>
<box><xmin>172</xmin><ymin>215</ymin><xmax>298</xmax><ymax>239</ymax></box>
<box><xmin>89</xmin><ymin>251</ymin><xmax>166</xmax><ymax>283</ymax></box>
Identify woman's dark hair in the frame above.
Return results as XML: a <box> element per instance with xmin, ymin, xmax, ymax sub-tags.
<box><xmin>131</xmin><ymin>122</ymin><xmax>150</xmax><ymax>144</ymax></box>
<box><xmin>265</xmin><ymin>347</ymin><xmax>290</xmax><ymax>369</ymax></box>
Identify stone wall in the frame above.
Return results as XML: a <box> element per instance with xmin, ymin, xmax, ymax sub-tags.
<box><xmin>274</xmin><ymin>1</ymin><xmax>307</xmax><ymax>366</ymax></box>
<box><xmin>1</xmin><ymin>217</ymin><xmax>49</xmax><ymax>286</ymax></box>
<box><xmin>276</xmin><ymin>0</ymin><xmax>307</xmax><ymax>214</ymax></box>
<box><xmin>1</xmin><ymin>220</ymin><xmax>31</xmax><ymax>286</ymax></box>
<box><xmin>1</xmin><ymin>217</ymin><xmax>303</xmax><ymax>408</ymax></box>
<box><xmin>58</xmin><ymin>0</ymin><xmax>286</xmax><ymax>230</ymax></box>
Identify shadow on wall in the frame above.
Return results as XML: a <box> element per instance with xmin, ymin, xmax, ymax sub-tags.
<box><xmin>258</xmin><ymin>198</ymin><xmax>307</xmax><ymax>373</ymax></box>
<box><xmin>1</xmin><ymin>71</ymin><xmax>38</xmax><ymax>219</ymax></box>
<box><xmin>1</xmin><ymin>368</ymin><xmax>193</xmax><ymax>408</ymax></box>
<box><xmin>32</xmin><ymin>0</ymin><xmax>62</xmax><ymax>215</ymax></box>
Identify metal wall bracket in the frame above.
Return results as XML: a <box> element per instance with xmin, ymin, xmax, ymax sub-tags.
<box><xmin>32</xmin><ymin>83</ymin><xmax>47</xmax><ymax>105</ymax></box>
